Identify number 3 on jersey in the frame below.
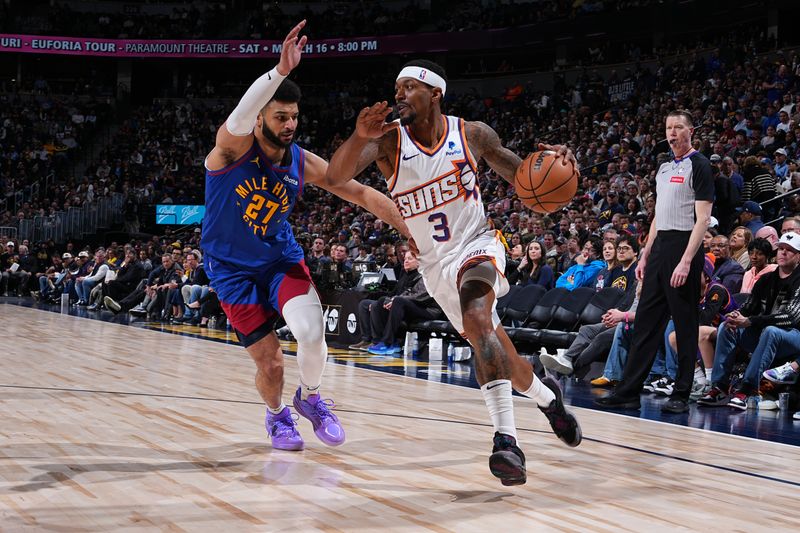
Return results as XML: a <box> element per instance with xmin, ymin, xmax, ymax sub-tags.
<box><xmin>428</xmin><ymin>212</ymin><xmax>450</xmax><ymax>242</ymax></box>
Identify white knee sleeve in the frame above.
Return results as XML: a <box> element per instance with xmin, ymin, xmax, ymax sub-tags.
<box><xmin>282</xmin><ymin>288</ymin><xmax>327</xmax><ymax>388</ymax></box>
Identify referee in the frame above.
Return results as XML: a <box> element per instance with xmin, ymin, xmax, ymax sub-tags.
<box><xmin>595</xmin><ymin>110</ymin><xmax>713</xmax><ymax>413</ymax></box>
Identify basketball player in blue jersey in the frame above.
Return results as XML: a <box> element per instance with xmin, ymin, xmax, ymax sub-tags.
<box><xmin>203</xmin><ymin>21</ymin><xmax>411</xmax><ymax>451</ymax></box>
<box><xmin>327</xmin><ymin>60</ymin><xmax>582</xmax><ymax>485</ymax></box>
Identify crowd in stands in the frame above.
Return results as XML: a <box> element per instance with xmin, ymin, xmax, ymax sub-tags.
<box><xmin>2</xmin><ymin>16</ymin><xmax>800</xmax><ymax>417</ymax></box>
<box><xmin>0</xmin><ymin>92</ymin><xmax>113</xmax><ymax>226</ymax></box>
<box><xmin>3</xmin><ymin>2</ymin><xmax>232</xmax><ymax>40</ymax></box>
<box><xmin>3</xmin><ymin>0</ymin><xmax>669</xmax><ymax>41</ymax></box>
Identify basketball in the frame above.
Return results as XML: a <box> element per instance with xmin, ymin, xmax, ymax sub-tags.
<box><xmin>515</xmin><ymin>150</ymin><xmax>579</xmax><ymax>214</ymax></box>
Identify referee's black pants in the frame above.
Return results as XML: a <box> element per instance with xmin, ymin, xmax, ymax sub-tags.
<box><xmin>615</xmin><ymin>231</ymin><xmax>704</xmax><ymax>401</ymax></box>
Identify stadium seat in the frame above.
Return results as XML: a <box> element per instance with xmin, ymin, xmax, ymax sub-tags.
<box><xmin>496</xmin><ymin>284</ymin><xmax>521</xmax><ymax>319</ymax></box>
<box><xmin>549</xmin><ymin>287</ymin><xmax>596</xmax><ymax>331</ymax></box>
<box><xmin>578</xmin><ymin>287</ymin><xmax>625</xmax><ymax>325</ymax></box>
<box><xmin>524</xmin><ymin>287</ymin><xmax>568</xmax><ymax>329</ymax></box>
<box><xmin>502</xmin><ymin>284</ymin><xmax>547</xmax><ymax>326</ymax></box>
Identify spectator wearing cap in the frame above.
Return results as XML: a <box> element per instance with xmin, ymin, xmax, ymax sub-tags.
<box><xmin>75</xmin><ymin>250</ymin><xmax>108</xmax><ymax>306</ymax></box>
<box><xmin>708</xmin><ymin>234</ymin><xmax>744</xmax><ymax>293</ymax></box>
<box><xmin>741</xmin><ymin>238</ymin><xmax>777</xmax><ymax>294</ymax></box>
<box><xmin>738</xmin><ymin>200</ymin><xmax>765</xmax><ymax>235</ymax></box>
<box><xmin>598</xmin><ymin>189</ymin><xmax>625</xmax><ymax>224</ymax></box>
<box><xmin>774</xmin><ymin>148</ymin><xmax>789</xmax><ymax>180</ymax></box>
<box><xmin>699</xmin><ymin>231</ymin><xmax>800</xmax><ymax>410</ymax></box>
<box><xmin>55</xmin><ymin>252</ymin><xmax>81</xmax><ymax>303</ymax></box>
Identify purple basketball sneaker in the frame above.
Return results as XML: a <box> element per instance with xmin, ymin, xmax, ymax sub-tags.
<box><xmin>265</xmin><ymin>407</ymin><xmax>304</xmax><ymax>451</ymax></box>
<box><xmin>292</xmin><ymin>387</ymin><xmax>346</xmax><ymax>446</ymax></box>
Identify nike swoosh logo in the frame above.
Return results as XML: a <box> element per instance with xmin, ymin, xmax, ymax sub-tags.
<box><xmin>486</xmin><ymin>382</ymin><xmax>505</xmax><ymax>390</ymax></box>
<box><xmin>402</xmin><ymin>154</ymin><xmax>419</xmax><ymax>161</ymax></box>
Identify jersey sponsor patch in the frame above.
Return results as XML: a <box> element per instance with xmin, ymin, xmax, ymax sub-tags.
<box><xmin>670</xmin><ymin>176</ymin><xmax>685</xmax><ymax>184</ymax></box>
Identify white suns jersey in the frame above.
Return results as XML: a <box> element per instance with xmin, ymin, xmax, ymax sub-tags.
<box><xmin>388</xmin><ymin>115</ymin><xmax>489</xmax><ymax>268</ymax></box>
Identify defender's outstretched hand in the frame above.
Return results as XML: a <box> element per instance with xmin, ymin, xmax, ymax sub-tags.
<box><xmin>355</xmin><ymin>101</ymin><xmax>397</xmax><ymax>139</ymax></box>
<box><xmin>277</xmin><ymin>20</ymin><xmax>308</xmax><ymax>76</ymax></box>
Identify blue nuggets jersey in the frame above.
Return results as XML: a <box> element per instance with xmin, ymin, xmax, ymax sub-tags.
<box><xmin>202</xmin><ymin>141</ymin><xmax>305</xmax><ymax>270</ymax></box>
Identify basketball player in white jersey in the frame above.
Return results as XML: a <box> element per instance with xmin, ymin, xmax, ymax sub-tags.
<box><xmin>327</xmin><ymin>60</ymin><xmax>582</xmax><ymax>486</ymax></box>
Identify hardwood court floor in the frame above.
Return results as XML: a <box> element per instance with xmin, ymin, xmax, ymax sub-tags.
<box><xmin>1</xmin><ymin>305</ymin><xmax>799</xmax><ymax>532</ymax></box>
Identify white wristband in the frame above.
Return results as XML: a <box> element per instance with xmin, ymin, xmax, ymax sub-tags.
<box><xmin>226</xmin><ymin>67</ymin><xmax>287</xmax><ymax>136</ymax></box>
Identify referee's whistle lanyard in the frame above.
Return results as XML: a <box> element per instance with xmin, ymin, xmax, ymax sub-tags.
<box><xmin>672</xmin><ymin>148</ymin><xmax>695</xmax><ymax>162</ymax></box>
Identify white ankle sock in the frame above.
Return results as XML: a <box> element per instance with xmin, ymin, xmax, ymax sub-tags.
<box><xmin>519</xmin><ymin>374</ymin><xmax>556</xmax><ymax>407</ymax></box>
<box><xmin>300</xmin><ymin>383</ymin><xmax>320</xmax><ymax>400</ymax></box>
<box><xmin>694</xmin><ymin>366</ymin><xmax>707</xmax><ymax>385</ymax></box>
<box><xmin>267</xmin><ymin>403</ymin><xmax>286</xmax><ymax>415</ymax></box>
<box><xmin>480</xmin><ymin>379</ymin><xmax>517</xmax><ymax>440</ymax></box>
<box><xmin>705</xmin><ymin>368</ymin><xmax>713</xmax><ymax>382</ymax></box>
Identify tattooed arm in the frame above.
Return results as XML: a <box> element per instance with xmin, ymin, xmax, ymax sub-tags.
<box><xmin>464</xmin><ymin>121</ymin><xmax>523</xmax><ymax>186</ymax></box>
<box><xmin>465</xmin><ymin>120</ymin><xmax>577</xmax><ymax>187</ymax></box>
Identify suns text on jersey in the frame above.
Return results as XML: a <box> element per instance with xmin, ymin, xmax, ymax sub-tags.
<box><xmin>393</xmin><ymin>159</ymin><xmax>478</xmax><ymax>218</ymax></box>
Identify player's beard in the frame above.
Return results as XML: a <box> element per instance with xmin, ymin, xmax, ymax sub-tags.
<box><xmin>399</xmin><ymin>110</ymin><xmax>416</xmax><ymax>126</ymax></box>
<box><xmin>261</xmin><ymin>122</ymin><xmax>293</xmax><ymax>148</ymax></box>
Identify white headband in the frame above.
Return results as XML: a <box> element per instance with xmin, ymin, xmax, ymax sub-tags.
<box><xmin>396</xmin><ymin>66</ymin><xmax>446</xmax><ymax>96</ymax></box>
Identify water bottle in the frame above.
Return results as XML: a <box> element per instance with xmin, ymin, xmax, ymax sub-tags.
<box><xmin>779</xmin><ymin>392</ymin><xmax>790</xmax><ymax>412</ymax></box>
<box><xmin>403</xmin><ymin>332</ymin><xmax>419</xmax><ymax>357</ymax></box>
<box><xmin>208</xmin><ymin>316</ymin><xmax>217</xmax><ymax>329</ymax></box>
<box><xmin>447</xmin><ymin>343</ymin><xmax>455</xmax><ymax>361</ymax></box>
<box><xmin>428</xmin><ymin>333</ymin><xmax>443</xmax><ymax>362</ymax></box>
<box><xmin>60</xmin><ymin>293</ymin><xmax>69</xmax><ymax>314</ymax></box>
<box><xmin>746</xmin><ymin>395</ymin><xmax>760</xmax><ymax>410</ymax></box>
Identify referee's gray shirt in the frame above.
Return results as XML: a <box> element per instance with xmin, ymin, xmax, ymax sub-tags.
<box><xmin>654</xmin><ymin>151</ymin><xmax>715</xmax><ymax>231</ymax></box>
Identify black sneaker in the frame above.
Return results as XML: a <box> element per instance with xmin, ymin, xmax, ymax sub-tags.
<box><xmin>538</xmin><ymin>376</ymin><xmax>582</xmax><ymax>447</ymax></box>
<box><xmin>697</xmin><ymin>386</ymin><xmax>729</xmax><ymax>407</ymax></box>
<box><xmin>662</xmin><ymin>397</ymin><xmax>689</xmax><ymax>413</ymax></box>
<box><xmin>489</xmin><ymin>432</ymin><xmax>526</xmax><ymax>486</ymax></box>
<box><xmin>594</xmin><ymin>394</ymin><xmax>641</xmax><ymax>410</ymax></box>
